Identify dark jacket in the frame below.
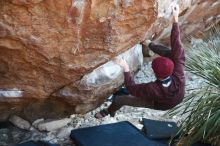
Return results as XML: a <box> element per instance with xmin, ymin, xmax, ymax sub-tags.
<box><xmin>124</xmin><ymin>23</ymin><xmax>185</xmax><ymax>110</ymax></box>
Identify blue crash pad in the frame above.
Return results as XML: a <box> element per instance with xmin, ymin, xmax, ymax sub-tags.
<box><xmin>191</xmin><ymin>142</ymin><xmax>212</xmax><ymax>146</ymax></box>
<box><xmin>70</xmin><ymin>121</ymin><xmax>168</xmax><ymax>146</ymax></box>
<box><xmin>15</xmin><ymin>141</ymin><xmax>59</xmax><ymax>146</ymax></box>
<box><xmin>143</xmin><ymin>118</ymin><xmax>178</xmax><ymax>139</ymax></box>
<box><xmin>142</xmin><ymin>119</ymin><xmax>212</xmax><ymax>146</ymax></box>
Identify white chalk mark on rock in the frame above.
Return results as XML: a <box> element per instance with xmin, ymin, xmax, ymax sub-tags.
<box><xmin>0</xmin><ymin>88</ymin><xmax>23</xmax><ymax>97</ymax></box>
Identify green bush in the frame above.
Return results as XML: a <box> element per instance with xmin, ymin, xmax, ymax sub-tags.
<box><xmin>169</xmin><ymin>26</ymin><xmax>220</xmax><ymax>146</ymax></box>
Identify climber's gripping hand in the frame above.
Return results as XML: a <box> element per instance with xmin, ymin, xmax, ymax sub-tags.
<box><xmin>171</xmin><ymin>3</ymin><xmax>179</xmax><ymax>22</ymax></box>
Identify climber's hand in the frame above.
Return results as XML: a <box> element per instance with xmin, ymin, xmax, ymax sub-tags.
<box><xmin>171</xmin><ymin>3</ymin><xmax>179</xmax><ymax>22</ymax></box>
<box><xmin>114</xmin><ymin>58</ymin><xmax>130</xmax><ymax>72</ymax></box>
<box><xmin>141</xmin><ymin>40</ymin><xmax>152</xmax><ymax>46</ymax></box>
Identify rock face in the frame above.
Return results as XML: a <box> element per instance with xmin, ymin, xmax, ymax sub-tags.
<box><xmin>9</xmin><ymin>115</ymin><xmax>31</xmax><ymax>130</ymax></box>
<box><xmin>0</xmin><ymin>0</ymin><xmax>219</xmax><ymax>122</ymax></box>
<box><xmin>146</xmin><ymin>0</ymin><xmax>220</xmax><ymax>45</ymax></box>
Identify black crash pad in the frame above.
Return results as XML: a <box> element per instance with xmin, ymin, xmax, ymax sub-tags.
<box><xmin>15</xmin><ymin>141</ymin><xmax>59</xmax><ymax>146</ymax></box>
<box><xmin>143</xmin><ymin>118</ymin><xmax>178</xmax><ymax>139</ymax></box>
<box><xmin>191</xmin><ymin>142</ymin><xmax>212</xmax><ymax>146</ymax></box>
<box><xmin>70</xmin><ymin>121</ymin><xmax>168</xmax><ymax>146</ymax></box>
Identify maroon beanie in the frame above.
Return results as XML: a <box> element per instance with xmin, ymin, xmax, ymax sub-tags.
<box><xmin>152</xmin><ymin>57</ymin><xmax>174</xmax><ymax>79</ymax></box>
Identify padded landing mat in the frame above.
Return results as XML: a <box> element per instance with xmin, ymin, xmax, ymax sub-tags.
<box><xmin>191</xmin><ymin>142</ymin><xmax>212</xmax><ymax>146</ymax></box>
<box><xmin>143</xmin><ymin>118</ymin><xmax>178</xmax><ymax>139</ymax></box>
<box><xmin>70</xmin><ymin>121</ymin><xmax>168</xmax><ymax>146</ymax></box>
<box><xmin>15</xmin><ymin>141</ymin><xmax>59</xmax><ymax>146</ymax></box>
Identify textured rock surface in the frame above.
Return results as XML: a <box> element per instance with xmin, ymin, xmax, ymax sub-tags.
<box><xmin>0</xmin><ymin>0</ymin><xmax>219</xmax><ymax>121</ymax></box>
<box><xmin>9</xmin><ymin>115</ymin><xmax>31</xmax><ymax>130</ymax></box>
<box><xmin>145</xmin><ymin>0</ymin><xmax>220</xmax><ymax>45</ymax></box>
<box><xmin>36</xmin><ymin>118</ymin><xmax>71</xmax><ymax>131</ymax></box>
<box><xmin>53</xmin><ymin>44</ymin><xmax>143</xmax><ymax>114</ymax></box>
<box><xmin>0</xmin><ymin>0</ymin><xmax>156</xmax><ymax>121</ymax></box>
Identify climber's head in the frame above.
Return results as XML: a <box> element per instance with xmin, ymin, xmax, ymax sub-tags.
<box><xmin>152</xmin><ymin>57</ymin><xmax>174</xmax><ymax>80</ymax></box>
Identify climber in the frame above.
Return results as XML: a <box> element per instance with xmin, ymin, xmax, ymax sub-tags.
<box><xmin>95</xmin><ymin>3</ymin><xmax>185</xmax><ymax>119</ymax></box>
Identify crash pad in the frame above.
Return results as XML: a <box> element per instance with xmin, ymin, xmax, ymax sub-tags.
<box><xmin>142</xmin><ymin>118</ymin><xmax>178</xmax><ymax>139</ymax></box>
<box><xmin>15</xmin><ymin>141</ymin><xmax>59</xmax><ymax>146</ymax></box>
<box><xmin>70</xmin><ymin>121</ymin><xmax>168</xmax><ymax>146</ymax></box>
<box><xmin>191</xmin><ymin>142</ymin><xmax>212</xmax><ymax>146</ymax></box>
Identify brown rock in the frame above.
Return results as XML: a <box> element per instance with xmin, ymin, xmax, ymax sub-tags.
<box><xmin>0</xmin><ymin>0</ymin><xmax>219</xmax><ymax>122</ymax></box>
<box><xmin>145</xmin><ymin>0</ymin><xmax>220</xmax><ymax>44</ymax></box>
<box><xmin>0</xmin><ymin>0</ymin><xmax>156</xmax><ymax>121</ymax></box>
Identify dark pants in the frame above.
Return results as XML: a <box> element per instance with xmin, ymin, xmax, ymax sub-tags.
<box><xmin>107</xmin><ymin>43</ymin><xmax>171</xmax><ymax>116</ymax></box>
<box><xmin>148</xmin><ymin>42</ymin><xmax>171</xmax><ymax>58</ymax></box>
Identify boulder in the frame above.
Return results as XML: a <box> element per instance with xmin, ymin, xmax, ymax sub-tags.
<box><xmin>56</xmin><ymin>127</ymin><xmax>73</xmax><ymax>139</ymax></box>
<box><xmin>36</xmin><ymin>118</ymin><xmax>72</xmax><ymax>132</ymax></box>
<box><xmin>9</xmin><ymin>115</ymin><xmax>31</xmax><ymax>130</ymax></box>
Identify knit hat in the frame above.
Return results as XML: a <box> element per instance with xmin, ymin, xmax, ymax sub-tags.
<box><xmin>152</xmin><ymin>57</ymin><xmax>174</xmax><ymax>79</ymax></box>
